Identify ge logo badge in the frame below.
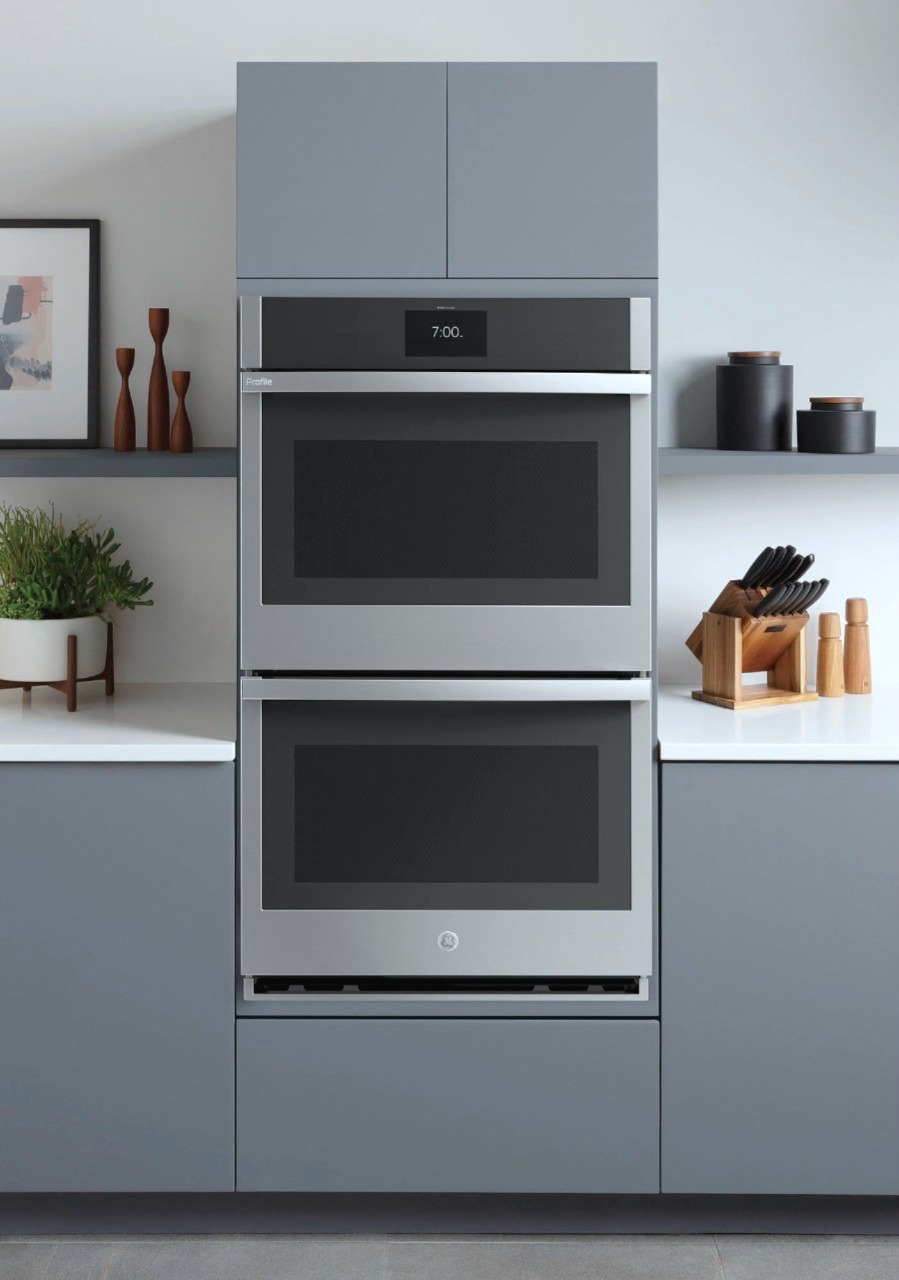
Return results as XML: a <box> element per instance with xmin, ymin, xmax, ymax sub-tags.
<box><xmin>438</xmin><ymin>930</ymin><xmax>459</xmax><ymax>952</ymax></box>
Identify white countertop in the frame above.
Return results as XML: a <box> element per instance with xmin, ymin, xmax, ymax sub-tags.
<box><xmin>659</xmin><ymin>684</ymin><xmax>899</xmax><ymax>762</ymax></box>
<box><xmin>0</xmin><ymin>683</ymin><xmax>236</xmax><ymax>761</ymax></box>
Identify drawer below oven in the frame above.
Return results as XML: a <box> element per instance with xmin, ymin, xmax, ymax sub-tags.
<box><xmin>236</xmin><ymin>1018</ymin><xmax>659</xmax><ymax>1193</ymax></box>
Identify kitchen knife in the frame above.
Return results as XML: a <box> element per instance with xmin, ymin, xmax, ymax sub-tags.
<box><xmin>791</xmin><ymin>552</ymin><xmax>815</xmax><ymax>581</ymax></box>
<box><xmin>754</xmin><ymin>583</ymin><xmax>789</xmax><ymax>616</ymax></box>
<box><xmin>740</xmin><ymin>546</ymin><xmax>775</xmax><ymax>589</ymax></box>
<box><xmin>761</xmin><ymin>545</ymin><xmax>788</xmax><ymax>585</ymax></box>
<box><xmin>765</xmin><ymin>544</ymin><xmax>799</xmax><ymax>587</ymax></box>
<box><xmin>777</xmin><ymin>582</ymin><xmax>806</xmax><ymax>614</ymax></box>
<box><xmin>802</xmin><ymin>578</ymin><xmax>830</xmax><ymax>611</ymax></box>
<box><xmin>771</xmin><ymin>551</ymin><xmax>804</xmax><ymax>587</ymax></box>
<box><xmin>789</xmin><ymin>581</ymin><xmax>817</xmax><ymax>614</ymax></box>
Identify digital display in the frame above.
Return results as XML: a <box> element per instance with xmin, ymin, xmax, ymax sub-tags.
<box><xmin>405</xmin><ymin>309</ymin><xmax>487</xmax><ymax>357</ymax></box>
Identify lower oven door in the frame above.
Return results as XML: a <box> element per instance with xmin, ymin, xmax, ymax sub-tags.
<box><xmin>241</xmin><ymin>677</ymin><xmax>652</xmax><ymax>981</ymax></box>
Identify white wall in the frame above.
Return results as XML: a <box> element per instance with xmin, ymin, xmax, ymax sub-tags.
<box><xmin>7</xmin><ymin>1</ymin><xmax>899</xmax><ymax>680</ymax></box>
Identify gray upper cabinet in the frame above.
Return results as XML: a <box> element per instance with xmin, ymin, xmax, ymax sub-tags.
<box><xmin>0</xmin><ymin>763</ymin><xmax>235</xmax><ymax>1192</ymax></box>
<box><xmin>661</xmin><ymin>762</ymin><xmax>899</xmax><ymax>1195</ymax></box>
<box><xmin>447</xmin><ymin>63</ymin><xmax>658</xmax><ymax>278</ymax></box>
<box><xmin>237</xmin><ymin>63</ymin><xmax>447</xmax><ymax>279</ymax></box>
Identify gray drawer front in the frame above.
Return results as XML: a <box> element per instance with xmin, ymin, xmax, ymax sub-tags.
<box><xmin>237</xmin><ymin>1018</ymin><xmax>659</xmax><ymax>1192</ymax></box>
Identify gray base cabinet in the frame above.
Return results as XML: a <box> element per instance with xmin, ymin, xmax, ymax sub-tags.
<box><xmin>661</xmin><ymin>762</ymin><xmax>899</xmax><ymax>1194</ymax></box>
<box><xmin>237</xmin><ymin>1018</ymin><xmax>659</xmax><ymax>1192</ymax></box>
<box><xmin>0</xmin><ymin>764</ymin><xmax>235</xmax><ymax>1191</ymax></box>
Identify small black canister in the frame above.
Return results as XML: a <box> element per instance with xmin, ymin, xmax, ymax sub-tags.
<box><xmin>797</xmin><ymin>397</ymin><xmax>876</xmax><ymax>454</ymax></box>
<box><xmin>716</xmin><ymin>351</ymin><xmax>793</xmax><ymax>451</ymax></box>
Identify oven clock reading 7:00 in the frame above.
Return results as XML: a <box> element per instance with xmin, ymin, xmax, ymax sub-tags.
<box><xmin>405</xmin><ymin>309</ymin><xmax>488</xmax><ymax>357</ymax></box>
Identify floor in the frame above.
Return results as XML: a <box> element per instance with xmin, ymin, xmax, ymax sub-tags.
<box><xmin>3</xmin><ymin>1235</ymin><xmax>899</xmax><ymax>1279</ymax></box>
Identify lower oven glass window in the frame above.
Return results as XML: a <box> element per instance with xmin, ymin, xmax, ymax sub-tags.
<box><xmin>261</xmin><ymin>702</ymin><xmax>631</xmax><ymax>911</ymax></box>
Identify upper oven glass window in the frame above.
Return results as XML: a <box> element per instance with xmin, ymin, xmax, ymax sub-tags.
<box><xmin>261</xmin><ymin>393</ymin><xmax>630</xmax><ymax>607</ymax></box>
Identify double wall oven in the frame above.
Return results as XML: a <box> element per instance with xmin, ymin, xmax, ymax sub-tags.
<box><xmin>240</xmin><ymin>296</ymin><xmax>653</xmax><ymax>997</ymax></box>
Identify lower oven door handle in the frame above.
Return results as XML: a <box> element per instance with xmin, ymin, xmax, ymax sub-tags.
<box><xmin>240</xmin><ymin>677</ymin><xmax>652</xmax><ymax>702</ymax></box>
<box><xmin>240</xmin><ymin>371</ymin><xmax>651</xmax><ymax>396</ymax></box>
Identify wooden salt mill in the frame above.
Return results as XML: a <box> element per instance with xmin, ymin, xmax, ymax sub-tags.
<box><xmin>113</xmin><ymin>347</ymin><xmax>136</xmax><ymax>451</ymax></box>
<box><xmin>844</xmin><ymin>597</ymin><xmax>872</xmax><ymax>694</ymax></box>
<box><xmin>816</xmin><ymin>612</ymin><xmax>844</xmax><ymax>697</ymax></box>
<box><xmin>170</xmin><ymin>370</ymin><xmax>193</xmax><ymax>453</ymax></box>
<box><xmin>147</xmin><ymin>307</ymin><xmax>170</xmax><ymax>451</ymax></box>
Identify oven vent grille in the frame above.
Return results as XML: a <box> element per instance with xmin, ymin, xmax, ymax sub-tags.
<box><xmin>252</xmin><ymin>976</ymin><xmax>641</xmax><ymax>997</ymax></box>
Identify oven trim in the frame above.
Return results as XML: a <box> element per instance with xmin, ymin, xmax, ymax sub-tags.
<box><xmin>239</xmin><ymin>677</ymin><xmax>653</xmax><ymax>982</ymax></box>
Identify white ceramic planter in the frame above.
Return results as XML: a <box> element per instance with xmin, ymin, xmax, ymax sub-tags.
<box><xmin>0</xmin><ymin>616</ymin><xmax>108</xmax><ymax>683</ymax></box>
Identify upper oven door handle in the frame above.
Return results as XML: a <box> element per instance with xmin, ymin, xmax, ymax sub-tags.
<box><xmin>241</xmin><ymin>677</ymin><xmax>652</xmax><ymax>702</ymax></box>
<box><xmin>240</xmin><ymin>372</ymin><xmax>651</xmax><ymax>396</ymax></box>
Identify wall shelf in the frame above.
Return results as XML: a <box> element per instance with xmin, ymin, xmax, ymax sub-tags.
<box><xmin>0</xmin><ymin>448</ymin><xmax>237</xmax><ymax>478</ymax></box>
<box><xmin>659</xmin><ymin>447</ymin><xmax>899</xmax><ymax>477</ymax></box>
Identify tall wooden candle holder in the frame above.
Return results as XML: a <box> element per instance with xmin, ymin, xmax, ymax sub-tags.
<box><xmin>686</xmin><ymin>582</ymin><xmax>817</xmax><ymax>711</ymax></box>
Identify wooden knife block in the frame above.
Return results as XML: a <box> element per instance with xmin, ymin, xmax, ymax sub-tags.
<box><xmin>686</xmin><ymin>582</ymin><xmax>817</xmax><ymax>711</ymax></box>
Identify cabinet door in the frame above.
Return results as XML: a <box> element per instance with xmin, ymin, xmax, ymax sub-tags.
<box><xmin>447</xmin><ymin>63</ymin><xmax>657</xmax><ymax>279</ymax></box>
<box><xmin>662</xmin><ymin>763</ymin><xmax>899</xmax><ymax>1194</ymax></box>
<box><xmin>237</xmin><ymin>63</ymin><xmax>447</xmax><ymax>279</ymax></box>
<box><xmin>237</xmin><ymin>1018</ymin><xmax>659</xmax><ymax>1192</ymax></box>
<box><xmin>0</xmin><ymin>764</ymin><xmax>234</xmax><ymax>1191</ymax></box>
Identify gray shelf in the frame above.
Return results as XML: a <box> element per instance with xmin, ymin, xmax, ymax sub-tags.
<box><xmin>0</xmin><ymin>448</ymin><xmax>237</xmax><ymax>478</ymax></box>
<box><xmin>659</xmin><ymin>447</ymin><xmax>899</xmax><ymax>476</ymax></box>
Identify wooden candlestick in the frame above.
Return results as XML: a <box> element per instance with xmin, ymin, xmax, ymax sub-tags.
<box><xmin>844</xmin><ymin>597</ymin><xmax>872</xmax><ymax>694</ymax></box>
<box><xmin>147</xmin><ymin>308</ymin><xmax>170</xmax><ymax>451</ymax></box>
<box><xmin>170</xmin><ymin>370</ymin><xmax>193</xmax><ymax>453</ymax></box>
<box><xmin>816</xmin><ymin>612</ymin><xmax>844</xmax><ymax>697</ymax></box>
<box><xmin>113</xmin><ymin>348</ymin><xmax>136</xmax><ymax>451</ymax></box>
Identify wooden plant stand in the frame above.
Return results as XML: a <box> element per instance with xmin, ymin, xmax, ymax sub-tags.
<box><xmin>686</xmin><ymin>582</ymin><xmax>817</xmax><ymax>711</ymax></box>
<box><xmin>0</xmin><ymin>622</ymin><xmax>115</xmax><ymax>713</ymax></box>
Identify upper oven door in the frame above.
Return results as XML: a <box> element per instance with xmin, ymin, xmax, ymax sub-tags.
<box><xmin>240</xmin><ymin>297</ymin><xmax>652</xmax><ymax>673</ymax></box>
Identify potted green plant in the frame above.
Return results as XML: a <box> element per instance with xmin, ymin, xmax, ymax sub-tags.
<box><xmin>0</xmin><ymin>505</ymin><xmax>152</xmax><ymax>683</ymax></box>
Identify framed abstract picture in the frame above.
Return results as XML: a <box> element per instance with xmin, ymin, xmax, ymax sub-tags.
<box><xmin>0</xmin><ymin>220</ymin><xmax>99</xmax><ymax>447</ymax></box>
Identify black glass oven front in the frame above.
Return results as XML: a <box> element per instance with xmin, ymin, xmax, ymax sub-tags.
<box><xmin>260</xmin><ymin>699</ymin><xmax>632</xmax><ymax>912</ymax></box>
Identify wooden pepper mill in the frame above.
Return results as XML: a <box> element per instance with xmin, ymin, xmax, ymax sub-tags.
<box><xmin>844</xmin><ymin>597</ymin><xmax>872</xmax><ymax>694</ymax></box>
<box><xmin>816</xmin><ymin>612</ymin><xmax>844</xmax><ymax>697</ymax></box>
<box><xmin>113</xmin><ymin>347</ymin><xmax>136</xmax><ymax>451</ymax></box>
<box><xmin>147</xmin><ymin>307</ymin><xmax>170</xmax><ymax>451</ymax></box>
<box><xmin>170</xmin><ymin>370</ymin><xmax>193</xmax><ymax>453</ymax></box>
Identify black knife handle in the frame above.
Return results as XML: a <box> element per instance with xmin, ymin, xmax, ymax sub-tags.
<box><xmin>740</xmin><ymin>546</ymin><xmax>775</xmax><ymax>589</ymax></box>
<box><xmin>778</xmin><ymin>582</ymin><xmax>806</xmax><ymax>614</ymax></box>
<box><xmin>791</xmin><ymin>552</ymin><xmax>815</xmax><ymax>582</ymax></box>
<box><xmin>802</xmin><ymin>579</ymin><xmax>830</xmax><ymax>611</ymax></box>
<box><xmin>761</xmin><ymin>545</ymin><xmax>788</xmax><ymax>586</ymax></box>
<box><xmin>790</xmin><ymin>581</ymin><xmax>816</xmax><ymax>614</ymax></box>
<box><xmin>755</xmin><ymin>583</ymin><xmax>788</xmax><ymax>616</ymax></box>
<box><xmin>772</xmin><ymin>552</ymin><xmax>804</xmax><ymax>588</ymax></box>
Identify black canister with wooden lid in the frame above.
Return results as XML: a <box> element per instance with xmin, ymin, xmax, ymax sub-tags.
<box><xmin>716</xmin><ymin>351</ymin><xmax>793</xmax><ymax>451</ymax></box>
<box><xmin>796</xmin><ymin>397</ymin><xmax>876</xmax><ymax>453</ymax></box>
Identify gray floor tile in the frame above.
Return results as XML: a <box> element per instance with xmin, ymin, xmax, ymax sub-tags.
<box><xmin>0</xmin><ymin>1239</ymin><xmax>388</xmax><ymax>1280</ymax></box>
<box><xmin>387</xmin><ymin>1236</ymin><xmax>724</xmax><ymax>1280</ymax></box>
<box><xmin>716</xmin><ymin>1234</ymin><xmax>899</xmax><ymax>1280</ymax></box>
<box><xmin>0</xmin><ymin>1242</ymin><xmax>162</xmax><ymax>1280</ymax></box>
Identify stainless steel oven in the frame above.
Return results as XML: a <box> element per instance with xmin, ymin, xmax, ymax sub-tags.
<box><xmin>240</xmin><ymin>675</ymin><xmax>652</xmax><ymax>992</ymax></box>
<box><xmin>240</xmin><ymin>296</ymin><xmax>652</xmax><ymax>674</ymax></box>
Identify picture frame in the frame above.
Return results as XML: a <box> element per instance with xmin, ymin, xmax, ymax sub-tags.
<box><xmin>0</xmin><ymin>219</ymin><xmax>99</xmax><ymax>448</ymax></box>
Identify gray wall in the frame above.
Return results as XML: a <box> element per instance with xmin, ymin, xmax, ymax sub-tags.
<box><xmin>7</xmin><ymin>1</ymin><xmax>898</xmax><ymax>680</ymax></box>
